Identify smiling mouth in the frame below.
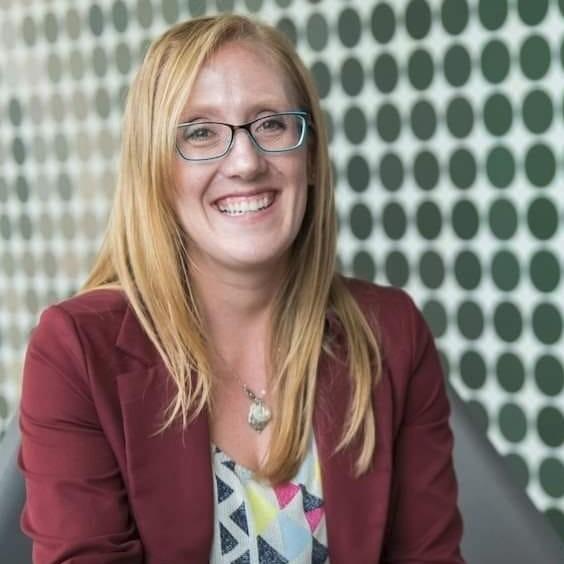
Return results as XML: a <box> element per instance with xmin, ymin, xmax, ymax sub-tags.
<box><xmin>215</xmin><ymin>192</ymin><xmax>275</xmax><ymax>216</ymax></box>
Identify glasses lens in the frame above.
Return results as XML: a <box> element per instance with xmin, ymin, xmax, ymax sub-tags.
<box><xmin>251</xmin><ymin>114</ymin><xmax>306</xmax><ymax>152</ymax></box>
<box><xmin>176</xmin><ymin>122</ymin><xmax>231</xmax><ymax>160</ymax></box>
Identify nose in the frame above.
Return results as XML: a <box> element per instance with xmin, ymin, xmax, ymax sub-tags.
<box><xmin>221</xmin><ymin>129</ymin><xmax>266</xmax><ymax>179</ymax></box>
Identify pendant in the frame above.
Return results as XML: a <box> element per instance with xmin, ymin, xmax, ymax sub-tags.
<box><xmin>248</xmin><ymin>400</ymin><xmax>271</xmax><ymax>432</ymax></box>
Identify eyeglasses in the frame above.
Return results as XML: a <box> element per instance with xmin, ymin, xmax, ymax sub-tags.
<box><xmin>175</xmin><ymin>111</ymin><xmax>310</xmax><ymax>161</ymax></box>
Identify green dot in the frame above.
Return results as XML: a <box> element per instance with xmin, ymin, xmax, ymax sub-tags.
<box><xmin>95</xmin><ymin>88</ymin><xmax>111</xmax><ymax>119</ymax></box>
<box><xmin>47</xmin><ymin>53</ymin><xmax>63</xmax><ymax>83</ymax></box>
<box><xmin>350</xmin><ymin>203</ymin><xmax>373</xmax><ymax>240</ymax></box>
<box><xmin>408</xmin><ymin>49</ymin><xmax>434</xmax><ymax>90</ymax></box>
<box><xmin>444</xmin><ymin>44</ymin><xmax>471</xmax><ymax>87</ymax></box>
<box><xmin>538</xmin><ymin>407</ymin><xmax>564</xmax><ymax>448</ymax></box>
<box><xmin>441</xmin><ymin>0</ymin><xmax>469</xmax><ymax>35</ymax></box>
<box><xmin>15</xmin><ymin>176</ymin><xmax>29</xmax><ymax>203</ymax></box>
<box><xmin>44</xmin><ymin>12</ymin><xmax>59</xmax><ymax>43</ymax></box>
<box><xmin>491</xmin><ymin>249</ymin><xmax>520</xmax><ymax>291</ymax></box>
<box><xmin>21</xmin><ymin>15</ymin><xmax>37</xmax><ymax>46</ymax></box>
<box><xmin>379</xmin><ymin>152</ymin><xmax>404</xmax><ymax>192</ymax></box>
<box><xmin>69</xmin><ymin>49</ymin><xmax>85</xmax><ymax>80</ymax></box>
<box><xmin>275</xmin><ymin>0</ymin><xmax>292</xmax><ymax>6</ymax></box>
<box><xmin>276</xmin><ymin>18</ymin><xmax>297</xmax><ymax>45</ymax></box>
<box><xmin>466</xmin><ymin>399</ymin><xmax>489</xmax><ymax>433</ymax></box>
<box><xmin>489</xmin><ymin>198</ymin><xmax>518</xmax><ymax>240</ymax></box>
<box><xmin>136</xmin><ymin>0</ymin><xmax>153</xmax><ymax>28</ymax></box>
<box><xmin>478</xmin><ymin>0</ymin><xmax>508</xmax><ymax>31</ymax></box>
<box><xmin>533</xmin><ymin>303</ymin><xmax>562</xmax><ymax>345</ymax></box>
<box><xmin>422</xmin><ymin>299</ymin><xmax>447</xmax><ymax>337</ymax></box>
<box><xmin>419</xmin><ymin>250</ymin><xmax>444</xmax><ymax>289</ymax></box>
<box><xmin>540</xmin><ymin>458</ymin><xmax>564</xmax><ymax>498</ymax></box>
<box><xmin>520</xmin><ymin>35</ymin><xmax>551</xmax><ymax>80</ymax></box>
<box><xmin>545</xmin><ymin>508</ymin><xmax>564</xmax><ymax>541</ymax></box>
<box><xmin>338</xmin><ymin>8</ymin><xmax>361</xmax><ymax>48</ymax></box>
<box><xmin>352</xmin><ymin>250</ymin><xmax>376</xmax><ymax>281</ymax></box>
<box><xmin>452</xmin><ymin>199</ymin><xmax>479</xmax><ymax>240</ymax></box>
<box><xmin>371</xmin><ymin>2</ymin><xmax>396</xmax><ymax>44</ymax></box>
<box><xmin>497</xmin><ymin>352</ymin><xmax>525</xmax><ymax>393</ymax></box>
<box><xmin>530</xmin><ymin>250</ymin><xmax>560</xmax><ymax>293</ymax></box>
<box><xmin>382</xmin><ymin>201</ymin><xmax>407</xmax><ymax>240</ymax></box>
<box><xmin>518</xmin><ymin>0</ymin><xmax>548</xmax><ymax>25</ymax></box>
<box><xmin>525</xmin><ymin>143</ymin><xmax>556</xmax><ymax>187</ymax></box>
<box><xmin>189</xmin><ymin>0</ymin><xmax>207</xmax><ymax>13</ymax></box>
<box><xmin>88</xmin><ymin>4</ymin><xmax>105</xmax><ymax>36</ymax></box>
<box><xmin>115</xmin><ymin>42</ymin><xmax>132</xmax><ymax>74</ymax></box>
<box><xmin>446</xmin><ymin>96</ymin><xmax>474</xmax><ymax>138</ymax></box>
<box><xmin>306</xmin><ymin>13</ymin><xmax>328</xmax><ymax>51</ymax></box>
<box><xmin>414</xmin><ymin>150</ymin><xmax>439</xmax><ymax>190</ymax></box>
<box><xmin>484</xmin><ymin>93</ymin><xmax>513</xmax><ymax>136</ymax></box>
<box><xmin>454</xmin><ymin>250</ymin><xmax>482</xmax><ymax>290</ymax></box>
<box><xmin>499</xmin><ymin>402</ymin><xmax>527</xmax><ymax>443</ymax></box>
<box><xmin>535</xmin><ymin>355</ymin><xmax>564</xmax><ymax>397</ymax></box>
<box><xmin>373</xmin><ymin>53</ymin><xmax>399</xmax><ymax>93</ymax></box>
<box><xmin>385</xmin><ymin>251</ymin><xmax>410</xmax><ymax>286</ymax></box>
<box><xmin>19</xmin><ymin>214</ymin><xmax>33</xmax><ymax>239</ymax></box>
<box><xmin>347</xmin><ymin>155</ymin><xmax>370</xmax><ymax>193</ymax></box>
<box><xmin>486</xmin><ymin>145</ymin><xmax>515</xmax><ymax>188</ymax></box>
<box><xmin>504</xmin><ymin>452</ymin><xmax>529</xmax><ymax>489</ymax></box>
<box><xmin>311</xmin><ymin>60</ymin><xmax>331</xmax><ymax>98</ymax></box>
<box><xmin>376</xmin><ymin>103</ymin><xmax>401</xmax><ymax>142</ymax></box>
<box><xmin>449</xmin><ymin>148</ymin><xmax>476</xmax><ymax>189</ymax></box>
<box><xmin>481</xmin><ymin>39</ymin><xmax>511</xmax><ymax>84</ymax></box>
<box><xmin>406</xmin><ymin>0</ymin><xmax>431</xmax><ymax>40</ymax></box>
<box><xmin>416</xmin><ymin>200</ymin><xmax>442</xmax><ymax>239</ymax></box>
<box><xmin>457</xmin><ymin>300</ymin><xmax>484</xmax><ymax>339</ymax></box>
<box><xmin>410</xmin><ymin>100</ymin><xmax>436</xmax><ymax>140</ymax></box>
<box><xmin>527</xmin><ymin>197</ymin><xmax>558</xmax><ymax>240</ymax></box>
<box><xmin>112</xmin><ymin>0</ymin><xmax>128</xmax><ymax>32</ymax></box>
<box><xmin>522</xmin><ymin>89</ymin><xmax>553</xmax><ymax>134</ymax></box>
<box><xmin>494</xmin><ymin>301</ymin><xmax>522</xmax><ymax>342</ymax></box>
<box><xmin>8</xmin><ymin>98</ymin><xmax>23</xmax><ymax>127</ymax></box>
<box><xmin>92</xmin><ymin>46</ymin><xmax>108</xmax><ymax>77</ymax></box>
<box><xmin>460</xmin><ymin>350</ymin><xmax>486</xmax><ymax>390</ymax></box>
<box><xmin>65</xmin><ymin>8</ymin><xmax>82</xmax><ymax>39</ymax></box>
<box><xmin>0</xmin><ymin>214</ymin><xmax>11</xmax><ymax>239</ymax></box>
<box><xmin>344</xmin><ymin>107</ymin><xmax>367</xmax><ymax>144</ymax></box>
<box><xmin>11</xmin><ymin>138</ymin><xmax>25</xmax><ymax>165</ymax></box>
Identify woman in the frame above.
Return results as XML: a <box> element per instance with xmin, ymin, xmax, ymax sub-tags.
<box><xmin>19</xmin><ymin>14</ymin><xmax>464</xmax><ymax>564</ymax></box>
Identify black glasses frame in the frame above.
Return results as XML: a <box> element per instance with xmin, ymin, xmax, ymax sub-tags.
<box><xmin>175</xmin><ymin>111</ymin><xmax>311</xmax><ymax>162</ymax></box>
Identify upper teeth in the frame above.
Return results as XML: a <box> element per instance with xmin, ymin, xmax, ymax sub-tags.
<box><xmin>216</xmin><ymin>193</ymin><xmax>273</xmax><ymax>215</ymax></box>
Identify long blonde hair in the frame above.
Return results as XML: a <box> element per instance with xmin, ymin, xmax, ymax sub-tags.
<box><xmin>83</xmin><ymin>14</ymin><xmax>381</xmax><ymax>483</ymax></box>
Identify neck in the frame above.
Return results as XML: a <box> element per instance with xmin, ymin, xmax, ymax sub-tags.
<box><xmin>189</xmin><ymin>258</ymin><xmax>286</xmax><ymax>363</ymax></box>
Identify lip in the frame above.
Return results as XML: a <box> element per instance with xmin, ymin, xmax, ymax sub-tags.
<box><xmin>212</xmin><ymin>189</ymin><xmax>278</xmax><ymax>220</ymax></box>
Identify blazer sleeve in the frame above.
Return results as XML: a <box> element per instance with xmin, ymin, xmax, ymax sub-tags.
<box><xmin>19</xmin><ymin>304</ymin><xmax>144</xmax><ymax>563</ymax></box>
<box><xmin>382</xmin><ymin>294</ymin><xmax>465</xmax><ymax>564</ymax></box>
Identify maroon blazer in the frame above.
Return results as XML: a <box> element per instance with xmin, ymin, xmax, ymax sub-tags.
<box><xmin>19</xmin><ymin>278</ymin><xmax>464</xmax><ymax>563</ymax></box>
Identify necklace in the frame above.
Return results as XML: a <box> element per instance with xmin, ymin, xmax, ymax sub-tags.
<box><xmin>241</xmin><ymin>383</ymin><xmax>272</xmax><ymax>433</ymax></box>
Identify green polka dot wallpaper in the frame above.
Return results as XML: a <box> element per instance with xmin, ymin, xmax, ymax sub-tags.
<box><xmin>1</xmin><ymin>0</ymin><xmax>563</xmax><ymax>539</ymax></box>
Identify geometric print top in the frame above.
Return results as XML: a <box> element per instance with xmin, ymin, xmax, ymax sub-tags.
<box><xmin>209</xmin><ymin>436</ymin><xmax>329</xmax><ymax>563</ymax></box>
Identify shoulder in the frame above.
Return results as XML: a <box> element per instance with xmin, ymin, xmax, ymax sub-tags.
<box><xmin>30</xmin><ymin>288</ymin><xmax>129</xmax><ymax>357</ymax></box>
<box><xmin>339</xmin><ymin>275</ymin><xmax>432</xmax><ymax>365</ymax></box>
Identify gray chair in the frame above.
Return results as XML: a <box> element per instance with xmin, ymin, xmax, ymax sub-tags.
<box><xmin>448</xmin><ymin>387</ymin><xmax>564</xmax><ymax>563</ymax></box>
<box><xmin>0</xmin><ymin>415</ymin><xmax>30</xmax><ymax>563</ymax></box>
<box><xmin>1</xmin><ymin>388</ymin><xmax>563</xmax><ymax>563</ymax></box>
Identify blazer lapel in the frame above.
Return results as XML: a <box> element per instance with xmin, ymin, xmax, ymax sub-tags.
<box><xmin>314</xmin><ymin>345</ymin><xmax>394</xmax><ymax>564</ymax></box>
<box><xmin>115</xmin><ymin>305</ymin><xmax>215</xmax><ymax>563</ymax></box>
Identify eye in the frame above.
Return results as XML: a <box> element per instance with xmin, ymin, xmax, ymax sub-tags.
<box><xmin>255</xmin><ymin>115</ymin><xmax>287</xmax><ymax>135</ymax></box>
<box><xmin>183</xmin><ymin>125</ymin><xmax>217</xmax><ymax>144</ymax></box>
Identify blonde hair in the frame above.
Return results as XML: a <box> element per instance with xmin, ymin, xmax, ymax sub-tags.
<box><xmin>83</xmin><ymin>14</ymin><xmax>381</xmax><ymax>483</ymax></box>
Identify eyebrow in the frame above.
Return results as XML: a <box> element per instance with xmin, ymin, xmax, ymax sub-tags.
<box><xmin>178</xmin><ymin>101</ymin><xmax>295</xmax><ymax>124</ymax></box>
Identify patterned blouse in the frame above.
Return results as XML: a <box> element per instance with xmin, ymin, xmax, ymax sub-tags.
<box><xmin>209</xmin><ymin>437</ymin><xmax>329</xmax><ymax>563</ymax></box>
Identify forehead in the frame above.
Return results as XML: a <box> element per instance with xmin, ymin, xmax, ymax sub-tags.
<box><xmin>181</xmin><ymin>40</ymin><xmax>298</xmax><ymax>117</ymax></box>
